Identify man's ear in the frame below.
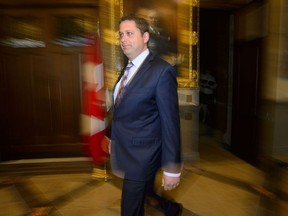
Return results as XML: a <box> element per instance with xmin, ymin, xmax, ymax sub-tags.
<box><xmin>143</xmin><ymin>32</ymin><xmax>149</xmax><ymax>43</ymax></box>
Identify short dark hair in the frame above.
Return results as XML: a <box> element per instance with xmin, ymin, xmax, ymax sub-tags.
<box><xmin>119</xmin><ymin>14</ymin><xmax>150</xmax><ymax>35</ymax></box>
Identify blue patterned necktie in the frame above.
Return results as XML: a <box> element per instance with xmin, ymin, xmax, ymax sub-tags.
<box><xmin>115</xmin><ymin>62</ymin><xmax>133</xmax><ymax>106</ymax></box>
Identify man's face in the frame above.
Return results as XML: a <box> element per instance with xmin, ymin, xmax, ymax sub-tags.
<box><xmin>147</xmin><ymin>11</ymin><xmax>158</xmax><ymax>27</ymax></box>
<box><xmin>119</xmin><ymin>20</ymin><xmax>149</xmax><ymax>60</ymax></box>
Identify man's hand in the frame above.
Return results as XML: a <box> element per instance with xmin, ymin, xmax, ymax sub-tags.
<box><xmin>162</xmin><ymin>174</ymin><xmax>180</xmax><ymax>191</ymax></box>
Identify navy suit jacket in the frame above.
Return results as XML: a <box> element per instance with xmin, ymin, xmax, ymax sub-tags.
<box><xmin>110</xmin><ymin>52</ymin><xmax>181</xmax><ymax>181</ymax></box>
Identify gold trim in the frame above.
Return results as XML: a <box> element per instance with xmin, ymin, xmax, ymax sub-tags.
<box><xmin>177</xmin><ymin>0</ymin><xmax>199</xmax><ymax>89</ymax></box>
<box><xmin>99</xmin><ymin>0</ymin><xmax>123</xmax><ymax>89</ymax></box>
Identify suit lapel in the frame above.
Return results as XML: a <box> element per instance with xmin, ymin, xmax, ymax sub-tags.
<box><xmin>112</xmin><ymin>53</ymin><xmax>155</xmax><ymax>107</ymax></box>
<box><xmin>125</xmin><ymin>53</ymin><xmax>154</xmax><ymax>90</ymax></box>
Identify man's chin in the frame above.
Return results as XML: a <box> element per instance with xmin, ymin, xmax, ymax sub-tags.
<box><xmin>123</xmin><ymin>50</ymin><xmax>130</xmax><ymax>55</ymax></box>
<box><xmin>123</xmin><ymin>51</ymin><xmax>132</xmax><ymax>59</ymax></box>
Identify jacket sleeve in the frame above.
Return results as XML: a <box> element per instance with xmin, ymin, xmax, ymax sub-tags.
<box><xmin>156</xmin><ymin>64</ymin><xmax>182</xmax><ymax>173</ymax></box>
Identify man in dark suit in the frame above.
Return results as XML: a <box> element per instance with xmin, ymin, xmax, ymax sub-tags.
<box><xmin>110</xmin><ymin>14</ymin><xmax>182</xmax><ymax>216</ymax></box>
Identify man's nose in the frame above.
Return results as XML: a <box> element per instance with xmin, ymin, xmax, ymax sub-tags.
<box><xmin>120</xmin><ymin>35</ymin><xmax>126</xmax><ymax>42</ymax></box>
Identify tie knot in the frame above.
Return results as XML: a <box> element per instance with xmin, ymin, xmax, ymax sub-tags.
<box><xmin>125</xmin><ymin>62</ymin><xmax>133</xmax><ymax>71</ymax></box>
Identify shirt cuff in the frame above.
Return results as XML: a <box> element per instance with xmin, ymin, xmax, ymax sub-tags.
<box><xmin>163</xmin><ymin>171</ymin><xmax>181</xmax><ymax>177</ymax></box>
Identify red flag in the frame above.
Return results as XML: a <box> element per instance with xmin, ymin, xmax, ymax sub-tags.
<box><xmin>81</xmin><ymin>30</ymin><xmax>109</xmax><ymax>165</ymax></box>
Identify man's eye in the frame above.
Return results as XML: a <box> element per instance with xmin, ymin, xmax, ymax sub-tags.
<box><xmin>127</xmin><ymin>32</ymin><xmax>133</xmax><ymax>36</ymax></box>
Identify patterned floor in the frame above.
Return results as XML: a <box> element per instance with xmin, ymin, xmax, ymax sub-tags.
<box><xmin>1</xmin><ymin>124</ymin><xmax>287</xmax><ymax>216</ymax></box>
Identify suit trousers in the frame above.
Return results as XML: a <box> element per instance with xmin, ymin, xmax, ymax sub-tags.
<box><xmin>121</xmin><ymin>173</ymin><xmax>158</xmax><ymax>216</ymax></box>
<box><xmin>121</xmin><ymin>178</ymin><xmax>147</xmax><ymax>216</ymax></box>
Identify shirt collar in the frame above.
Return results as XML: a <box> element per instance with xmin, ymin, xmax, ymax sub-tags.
<box><xmin>131</xmin><ymin>48</ymin><xmax>149</xmax><ymax>68</ymax></box>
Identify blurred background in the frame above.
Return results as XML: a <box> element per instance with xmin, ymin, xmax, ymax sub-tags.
<box><xmin>0</xmin><ymin>0</ymin><xmax>288</xmax><ymax>215</ymax></box>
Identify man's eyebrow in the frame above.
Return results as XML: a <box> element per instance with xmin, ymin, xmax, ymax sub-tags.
<box><xmin>119</xmin><ymin>30</ymin><xmax>134</xmax><ymax>34</ymax></box>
